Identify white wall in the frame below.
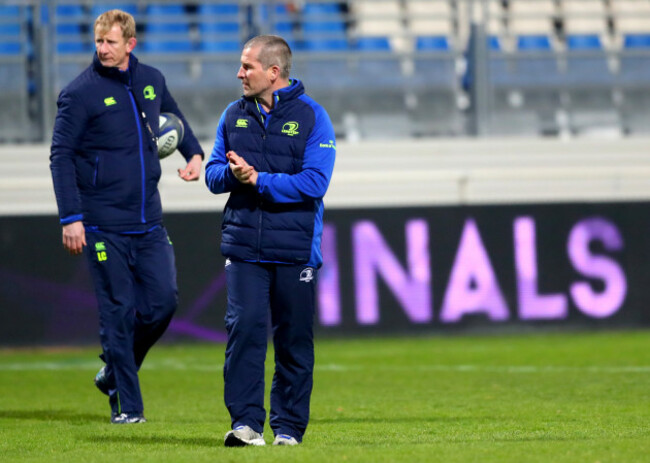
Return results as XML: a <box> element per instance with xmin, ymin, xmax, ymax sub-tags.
<box><xmin>3</xmin><ymin>137</ymin><xmax>650</xmax><ymax>216</ymax></box>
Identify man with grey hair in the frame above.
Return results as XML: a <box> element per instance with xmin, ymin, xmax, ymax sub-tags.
<box><xmin>205</xmin><ymin>35</ymin><xmax>336</xmax><ymax>446</ymax></box>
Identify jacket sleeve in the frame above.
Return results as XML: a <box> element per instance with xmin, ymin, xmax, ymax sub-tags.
<box><xmin>160</xmin><ymin>80</ymin><xmax>204</xmax><ymax>160</ymax></box>
<box><xmin>256</xmin><ymin>105</ymin><xmax>336</xmax><ymax>203</ymax></box>
<box><xmin>205</xmin><ymin>105</ymin><xmax>241</xmax><ymax>194</ymax></box>
<box><xmin>49</xmin><ymin>89</ymin><xmax>87</xmax><ymax>224</ymax></box>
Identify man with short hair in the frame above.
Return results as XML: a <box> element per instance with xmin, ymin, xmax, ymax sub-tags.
<box><xmin>50</xmin><ymin>9</ymin><xmax>204</xmax><ymax>424</ymax></box>
<box><xmin>205</xmin><ymin>35</ymin><xmax>336</xmax><ymax>446</ymax></box>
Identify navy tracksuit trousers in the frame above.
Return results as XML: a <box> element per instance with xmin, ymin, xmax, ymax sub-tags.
<box><xmin>223</xmin><ymin>260</ymin><xmax>317</xmax><ymax>442</ymax></box>
<box><xmin>85</xmin><ymin>226</ymin><xmax>178</xmax><ymax>415</ymax></box>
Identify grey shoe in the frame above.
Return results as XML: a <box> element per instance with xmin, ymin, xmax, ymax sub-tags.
<box><xmin>224</xmin><ymin>425</ymin><xmax>266</xmax><ymax>447</ymax></box>
<box><xmin>273</xmin><ymin>434</ymin><xmax>299</xmax><ymax>446</ymax></box>
<box><xmin>111</xmin><ymin>412</ymin><xmax>146</xmax><ymax>424</ymax></box>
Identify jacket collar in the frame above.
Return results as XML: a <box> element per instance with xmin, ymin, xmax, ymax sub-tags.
<box><xmin>274</xmin><ymin>78</ymin><xmax>304</xmax><ymax>102</ymax></box>
<box><xmin>244</xmin><ymin>78</ymin><xmax>304</xmax><ymax>111</ymax></box>
<box><xmin>93</xmin><ymin>53</ymin><xmax>138</xmax><ymax>85</ymax></box>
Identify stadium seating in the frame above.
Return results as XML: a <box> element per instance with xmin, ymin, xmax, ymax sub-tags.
<box><xmin>560</xmin><ymin>0</ymin><xmax>618</xmax><ymax>135</ymax></box>
<box><xmin>406</xmin><ymin>0</ymin><xmax>454</xmax><ymax>49</ymax></box>
<box><xmin>560</xmin><ymin>0</ymin><xmax>613</xmax><ymax>85</ymax></box>
<box><xmin>6</xmin><ymin>0</ymin><xmax>650</xmax><ymax>142</ymax></box>
<box><xmin>197</xmin><ymin>3</ymin><xmax>242</xmax><ymax>53</ymax></box>
<box><xmin>142</xmin><ymin>3</ymin><xmax>192</xmax><ymax>53</ymax></box>
<box><xmin>611</xmin><ymin>0</ymin><xmax>650</xmax><ymax>46</ymax></box>
<box><xmin>55</xmin><ymin>4</ymin><xmax>90</xmax><ymax>54</ymax></box>
<box><xmin>612</xmin><ymin>0</ymin><xmax>650</xmax><ymax>85</ymax></box>
<box><xmin>298</xmin><ymin>2</ymin><xmax>350</xmax><ymax>52</ymax></box>
<box><xmin>406</xmin><ymin>0</ymin><xmax>455</xmax><ymax>87</ymax></box>
<box><xmin>352</xmin><ymin>0</ymin><xmax>406</xmax><ymax>51</ymax></box>
<box><xmin>505</xmin><ymin>0</ymin><xmax>562</xmax><ymax>87</ymax></box>
<box><xmin>483</xmin><ymin>0</ymin><xmax>563</xmax><ymax>134</ymax></box>
<box><xmin>611</xmin><ymin>0</ymin><xmax>650</xmax><ymax>134</ymax></box>
<box><xmin>90</xmin><ymin>3</ymin><xmax>138</xmax><ymax>18</ymax></box>
<box><xmin>0</xmin><ymin>5</ymin><xmax>24</xmax><ymax>55</ymax></box>
<box><xmin>0</xmin><ymin>5</ymin><xmax>30</xmax><ymax>141</ymax></box>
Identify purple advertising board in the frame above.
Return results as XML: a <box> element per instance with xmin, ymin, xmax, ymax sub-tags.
<box><xmin>1</xmin><ymin>202</ymin><xmax>649</xmax><ymax>346</ymax></box>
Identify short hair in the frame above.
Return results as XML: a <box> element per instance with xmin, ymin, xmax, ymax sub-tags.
<box><xmin>243</xmin><ymin>35</ymin><xmax>292</xmax><ymax>79</ymax></box>
<box><xmin>94</xmin><ymin>9</ymin><xmax>136</xmax><ymax>41</ymax></box>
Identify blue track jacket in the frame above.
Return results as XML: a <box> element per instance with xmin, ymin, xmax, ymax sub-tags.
<box><xmin>205</xmin><ymin>79</ymin><xmax>336</xmax><ymax>268</ymax></box>
<box><xmin>50</xmin><ymin>53</ymin><xmax>204</xmax><ymax>233</ymax></box>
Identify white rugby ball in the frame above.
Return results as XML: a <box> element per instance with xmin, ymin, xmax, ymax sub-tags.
<box><xmin>158</xmin><ymin>112</ymin><xmax>184</xmax><ymax>159</ymax></box>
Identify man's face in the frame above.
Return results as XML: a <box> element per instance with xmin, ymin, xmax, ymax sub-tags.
<box><xmin>95</xmin><ymin>23</ymin><xmax>135</xmax><ymax>70</ymax></box>
<box><xmin>237</xmin><ymin>45</ymin><xmax>272</xmax><ymax>99</ymax></box>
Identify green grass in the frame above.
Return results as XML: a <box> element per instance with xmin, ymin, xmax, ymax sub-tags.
<box><xmin>1</xmin><ymin>331</ymin><xmax>649</xmax><ymax>462</ymax></box>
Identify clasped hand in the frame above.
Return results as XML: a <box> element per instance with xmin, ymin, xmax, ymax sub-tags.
<box><xmin>227</xmin><ymin>151</ymin><xmax>258</xmax><ymax>186</ymax></box>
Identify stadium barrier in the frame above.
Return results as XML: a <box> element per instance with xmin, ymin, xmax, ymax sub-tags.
<box><xmin>2</xmin><ymin>135</ymin><xmax>650</xmax><ymax>347</ymax></box>
<box><xmin>1</xmin><ymin>201</ymin><xmax>650</xmax><ymax>347</ymax></box>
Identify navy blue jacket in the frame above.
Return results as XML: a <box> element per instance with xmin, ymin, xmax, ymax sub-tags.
<box><xmin>50</xmin><ymin>53</ymin><xmax>203</xmax><ymax>233</ymax></box>
<box><xmin>205</xmin><ymin>79</ymin><xmax>336</xmax><ymax>267</ymax></box>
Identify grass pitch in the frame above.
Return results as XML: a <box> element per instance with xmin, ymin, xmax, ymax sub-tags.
<box><xmin>1</xmin><ymin>331</ymin><xmax>649</xmax><ymax>462</ymax></box>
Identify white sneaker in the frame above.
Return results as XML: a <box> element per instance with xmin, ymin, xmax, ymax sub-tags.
<box><xmin>273</xmin><ymin>434</ymin><xmax>299</xmax><ymax>446</ymax></box>
<box><xmin>224</xmin><ymin>425</ymin><xmax>266</xmax><ymax>447</ymax></box>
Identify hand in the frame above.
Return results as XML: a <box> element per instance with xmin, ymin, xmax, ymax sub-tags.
<box><xmin>177</xmin><ymin>154</ymin><xmax>202</xmax><ymax>181</ymax></box>
<box><xmin>227</xmin><ymin>151</ymin><xmax>258</xmax><ymax>186</ymax></box>
<box><xmin>62</xmin><ymin>221</ymin><xmax>86</xmax><ymax>255</ymax></box>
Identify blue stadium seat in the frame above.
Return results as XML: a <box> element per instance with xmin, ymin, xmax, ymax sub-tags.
<box><xmin>0</xmin><ymin>6</ymin><xmax>21</xmax><ymax>35</ymax></box>
<box><xmin>563</xmin><ymin>33</ymin><xmax>613</xmax><ymax>87</ymax></box>
<box><xmin>303</xmin><ymin>20</ymin><xmax>346</xmax><ymax>34</ymax></box>
<box><xmin>300</xmin><ymin>13</ymin><xmax>349</xmax><ymax>52</ymax></box>
<box><xmin>0</xmin><ymin>5</ymin><xmax>23</xmax><ymax>55</ymax></box>
<box><xmin>618</xmin><ymin>33</ymin><xmax>650</xmax><ymax>87</ymax></box>
<box><xmin>145</xmin><ymin>4</ymin><xmax>189</xmax><ymax>34</ymax></box>
<box><xmin>197</xmin><ymin>3</ymin><xmax>241</xmax><ymax>53</ymax></box>
<box><xmin>262</xmin><ymin>3</ymin><xmax>296</xmax><ymax>36</ymax></box>
<box><xmin>303</xmin><ymin>2</ymin><xmax>342</xmax><ymax>15</ymax></box>
<box><xmin>412</xmin><ymin>35</ymin><xmax>456</xmax><ymax>90</ymax></box>
<box><xmin>353</xmin><ymin>36</ymin><xmax>403</xmax><ymax>89</ymax></box>
<box><xmin>516</xmin><ymin>34</ymin><xmax>552</xmax><ymax>51</ymax></box>
<box><xmin>297</xmin><ymin>37</ymin><xmax>350</xmax><ymax>52</ymax></box>
<box><xmin>0</xmin><ymin>5</ymin><xmax>31</xmax><ymax>140</ymax></box>
<box><xmin>508</xmin><ymin>34</ymin><xmax>562</xmax><ymax>88</ymax></box>
<box><xmin>415</xmin><ymin>36</ymin><xmax>451</xmax><ymax>51</ymax></box>
<box><xmin>623</xmin><ymin>33</ymin><xmax>650</xmax><ymax>49</ymax></box>
<box><xmin>618</xmin><ymin>33</ymin><xmax>650</xmax><ymax>134</ymax></box>
<box><xmin>566</xmin><ymin>34</ymin><xmax>602</xmax><ymax>50</ymax></box>
<box><xmin>90</xmin><ymin>3</ymin><xmax>138</xmax><ymax>18</ymax></box>
<box><xmin>355</xmin><ymin>36</ymin><xmax>391</xmax><ymax>51</ymax></box>
<box><xmin>55</xmin><ymin>4</ymin><xmax>90</xmax><ymax>54</ymax></box>
<box><xmin>488</xmin><ymin>35</ymin><xmax>502</xmax><ymax>51</ymax></box>
<box><xmin>143</xmin><ymin>3</ymin><xmax>192</xmax><ymax>53</ymax></box>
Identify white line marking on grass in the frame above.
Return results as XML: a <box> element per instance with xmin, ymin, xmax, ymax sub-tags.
<box><xmin>1</xmin><ymin>361</ymin><xmax>650</xmax><ymax>374</ymax></box>
<box><xmin>316</xmin><ymin>364</ymin><xmax>650</xmax><ymax>374</ymax></box>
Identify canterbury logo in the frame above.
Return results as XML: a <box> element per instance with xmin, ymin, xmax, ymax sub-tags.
<box><xmin>281</xmin><ymin>121</ymin><xmax>299</xmax><ymax>136</ymax></box>
<box><xmin>236</xmin><ymin>119</ymin><xmax>248</xmax><ymax>128</ymax></box>
<box><xmin>104</xmin><ymin>97</ymin><xmax>116</xmax><ymax>106</ymax></box>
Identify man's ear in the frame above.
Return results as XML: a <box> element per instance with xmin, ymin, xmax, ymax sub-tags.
<box><xmin>126</xmin><ymin>37</ymin><xmax>137</xmax><ymax>53</ymax></box>
<box><xmin>268</xmin><ymin>64</ymin><xmax>281</xmax><ymax>82</ymax></box>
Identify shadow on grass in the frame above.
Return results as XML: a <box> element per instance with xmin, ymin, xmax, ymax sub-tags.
<box><xmin>87</xmin><ymin>435</ymin><xmax>218</xmax><ymax>447</ymax></box>
<box><xmin>0</xmin><ymin>409</ymin><xmax>105</xmax><ymax>423</ymax></box>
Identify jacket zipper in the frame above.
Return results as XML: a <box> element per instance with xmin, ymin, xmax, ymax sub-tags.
<box><xmin>257</xmin><ymin>117</ymin><xmax>266</xmax><ymax>261</ymax></box>
<box><xmin>126</xmin><ymin>86</ymin><xmax>146</xmax><ymax>224</ymax></box>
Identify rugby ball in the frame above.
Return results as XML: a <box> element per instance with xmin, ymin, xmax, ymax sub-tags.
<box><xmin>158</xmin><ymin>112</ymin><xmax>184</xmax><ymax>159</ymax></box>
